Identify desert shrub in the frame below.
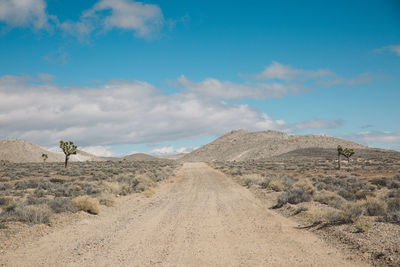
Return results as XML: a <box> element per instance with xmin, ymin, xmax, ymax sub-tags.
<box><xmin>268</xmin><ymin>180</ymin><xmax>285</xmax><ymax>192</ymax></box>
<box><xmin>14</xmin><ymin>180</ymin><xmax>38</xmax><ymax>190</ymax></box>
<box><xmin>242</xmin><ymin>174</ymin><xmax>263</xmax><ymax>187</ymax></box>
<box><xmin>260</xmin><ymin>179</ymin><xmax>271</xmax><ymax>189</ymax></box>
<box><xmin>293</xmin><ymin>205</ymin><xmax>308</xmax><ymax>215</ymax></box>
<box><xmin>314</xmin><ymin>190</ymin><xmax>346</xmax><ymax>209</ymax></box>
<box><xmin>50</xmin><ymin>178</ymin><xmax>65</xmax><ymax>184</ymax></box>
<box><xmin>354</xmin><ymin>218</ymin><xmax>372</xmax><ymax>233</ymax></box>
<box><xmin>364</xmin><ymin>198</ymin><xmax>387</xmax><ymax>216</ymax></box>
<box><xmin>326</xmin><ymin>210</ymin><xmax>346</xmax><ymax>224</ymax></box>
<box><xmin>242</xmin><ymin>177</ymin><xmax>253</xmax><ymax>188</ymax></box>
<box><xmin>276</xmin><ymin>193</ymin><xmax>289</xmax><ymax>208</ymax></box>
<box><xmin>71</xmin><ymin>195</ymin><xmax>99</xmax><ymax>215</ymax></box>
<box><xmin>292</xmin><ymin>179</ymin><xmax>315</xmax><ymax>195</ymax></box>
<box><xmin>370</xmin><ymin>178</ymin><xmax>387</xmax><ymax>188</ymax></box>
<box><xmin>99</xmin><ymin>193</ymin><xmax>115</xmax><ymax>207</ymax></box>
<box><xmin>0</xmin><ymin>197</ymin><xmax>13</xmax><ymax>207</ymax></box>
<box><xmin>337</xmin><ymin>189</ymin><xmax>356</xmax><ymax>201</ymax></box>
<box><xmin>386</xmin><ymin>189</ymin><xmax>400</xmax><ymax>198</ymax></box>
<box><xmin>275</xmin><ymin>188</ymin><xmax>312</xmax><ymax>208</ymax></box>
<box><xmin>54</xmin><ymin>185</ymin><xmax>73</xmax><ymax>197</ymax></box>
<box><xmin>135</xmin><ymin>182</ymin><xmax>153</xmax><ymax>192</ymax></box>
<box><xmin>387</xmin><ymin>197</ymin><xmax>400</xmax><ymax>213</ymax></box>
<box><xmin>342</xmin><ymin>202</ymin><xmax>364</xmax><ymax>223</ymax></box>
<box><xmin>25</xmin><ymin>195</ymin><xmax>47</xmax><ymax>205</ymax></box>
<box><xmin>379</xmin><ymin>197</ymin><xmax>400</xmax><ymax>223</ymax></box>
<box><xmin>313</xmin><ymin>209</ymin><xmax>346</xmax><ymax>225</ymax></box>
<box><xmin>48</xmin><ymin>198</ymin><xmax>78</xmax><ymax>213</ymax></box>
<box><xmin>355</xmin><ymin>189</ymin><xmax>375</xmax><ymax>200</ymax></box>
<box><xmin>101</xmin><ymin>181</ymin><xmax>121</xmax><ymax>195</ymax></box>
<box><xmin>15</xmin><ymin>204</ymin><xmax>51</xmax><ymax>224</ymax></box>
<box><xmin>3</xmin><ymin>199</ymin><xmax>17</xmax><ymax>212</ymax></box>
<box><xmin>0</xmin><ymin>183</ymin><xmax>12</xmax><ymax>191</ymax></box>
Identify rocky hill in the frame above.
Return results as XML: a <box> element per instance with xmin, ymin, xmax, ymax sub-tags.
<box><xmin>182</xmin><ymin>129</ymin><xmax>367</xmax><ymax>162</ymax></box>
<box><xmin>0</xmin><ymin>139</ymin><xmax>102</xmax><ymax>163</ymax></box>
<box><xmin>123</xmin><ymin>153</ymin><xmax>165</xmax><ymax>161</ymax></box>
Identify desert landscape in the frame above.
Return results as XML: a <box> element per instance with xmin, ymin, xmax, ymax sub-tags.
<box><xmin>1</xmin><ymin>1</ymin><xmax>399</xmax><ymax>266</ymax></box>
<box><xmin>0</xmin><ymin>130</ymin><xmax>399</xmax><ymax>266</ymax></box>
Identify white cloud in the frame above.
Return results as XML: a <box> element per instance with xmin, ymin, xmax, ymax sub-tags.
<box><xmin>348</xmin><ymin>131</ymin><xmax>400</xmax><ymax>144</ymax></box>
<box><xmin>0</xmin><ymin>74</ymin><xmax>289</xmax><ymax>147</ymax></box>
<box><xmin>176</xmin><ymin>75</ymin><xmax>304</xmax><ymax>99</ymax></box>
<box><xmin>149</xmin><ymin>146</ymin><xmax>194</xmax><ymax>155</ymax></box>
<box><xmin>294</xmin><ymin>119</ymin><xmax>344</xmax><ymax>131</ymax></box>
<box><xmin>80</xmin><ymin>146</ymin><xmax>117</xmax><ymax>157</ymax></box>
<box><xmin>319</xmin><ymin>73</ymin><xmax>373</xmax><ymax>86</ymax></box>
<box><xmin>0</xmin><ymin>0</ymin><xmax>50</xmax><ymax>30</ymax></box>
<box><xmin>374</xmin><ymin>45</ymin><xmax>400</xmax><ymax>56</ymax></box>
<box><xmin>255</xmin><ymin>61</ymin><xmax>332</xmax><ymax>81</ymax></box>
<box><xmin>254</xmin><ymin>61</ymin><xmax>372</xmax><ymax>87</ymax></box>
<box><xmin>61</xmin><ymin>0</ymin><xmax>164</xmax><ymax>40</ymax></box>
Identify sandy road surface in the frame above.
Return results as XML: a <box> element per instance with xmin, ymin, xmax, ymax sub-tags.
<box><xmin>0</xmin><ymin>162</ymin><xmax>365</xmax><ymax>266</ymax></box>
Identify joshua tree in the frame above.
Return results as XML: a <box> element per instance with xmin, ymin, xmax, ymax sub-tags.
<box><xmin>41</xmin><ymin>153</ymin><xmax>48</xmax><ymax>163</ymax></box>
<box><xmin>337</xmin><ymin>145</ymin><xmax>355</xmax><ymax>170</ymax></box>
<box><xmin>60</xmin><ymin>140</ymin><xmax>77</xmax><ymax>168</ymax></box>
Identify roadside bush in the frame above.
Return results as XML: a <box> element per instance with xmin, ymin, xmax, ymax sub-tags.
<box><xmin>292</xmin><ymin>179</ymin><xmax>315</xmax><ymax>195</ymax></box>
<box><xmin>364</xmin><ymin>198</ymin><xmax>387</xmax><ymax>216</ymax></box>
<box><xmin>354</xmin><ymin>218</ymin><xmax>372</xmax><ymax>233</ymax></box>
<box><xmin>342</xmin><ymin>202</ymin><xmax>364</xmax><ymax>223</ymax></box>
<box><xmin>314</xmin><ymin>190</ymin><xmax>346</xmax><ymax>209</ymax></box>
<box><xmin>48</xmin><ymin>198</ymin><xmax>78</xmax><ymax>213</ymax></box>
<box><xmin>15</xmin><ymin>204</ymin><xmax>51</xmax><ymax>224</ymax></box>
<box><xmin>242</xmin><ymin>177</ymin><xmax>253</xmax><ymax>188</ymax></box>
<box><xmin>0</xmin><ymin>197</ymin><xmax>13</xmax><ymax>207</ymax></box>
<box><xmin>99</xmin><ymin>193</ymin><xmax>115</xmax><ymax>207</ymax></box>
<box><xmin>268</xmin><ymin>180</ymin><xmax>285</xmax><ymax>192</ymax></box>
<box><xmin>380</xmin><ymin>197</ymin><xmax>400</xmax><ymax>223</ymax></box>
<box><xmin>275</xmin><ymin>187</ymin><xmax>313</xmax><ymax>208</ymax></box>
<box><xmin>71</xmin><ymin>195</ymin><xmax>99</xmax><ymax>215</ymax></box>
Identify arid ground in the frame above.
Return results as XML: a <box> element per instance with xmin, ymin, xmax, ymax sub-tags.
<box><xmin>0</xmin><ymin>163</ymin><xmax>367</xmax><ymax>266</ymax></box>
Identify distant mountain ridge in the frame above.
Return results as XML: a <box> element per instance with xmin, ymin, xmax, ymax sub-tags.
<box><xmin>0</xmin><ymin>139</ymin><xmax>103</xmax><ymax>163</ymax></box>
<box><xmin>182</xmin><ymin>129</ymin><xmax>367</xmax><ymax>162</ymax></box>
<box><xmin>123</xmin><ymin>153</ymin><xmax>165</xmax><ymax>161</ymax></box>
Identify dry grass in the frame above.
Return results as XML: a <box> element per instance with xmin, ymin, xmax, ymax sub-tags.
<box><xmin>99</xmin><ymin>193</ymin><xmax>115</xmax><ymax>207</ymax></box>
<box><xmin>15</xmin><ymin>204</ymin><xmax>52</xmax><ymax>224</ymax></box>
<box><xmin>268</xmin><ymin>180</ymin><xmax>286</xmax><ymax>191</ymax></box>
<box><xmin>0</xmin><ymin>160</ymin><xmax>180</xmax><ymax>225</ymax></box>
<box><xmin>71</xmin><ymin>195</ymin><xmax>100</xmax><ymax>215</ymax></box>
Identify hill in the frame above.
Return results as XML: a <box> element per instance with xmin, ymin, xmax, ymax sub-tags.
<box><xmin>0</xmin><ymin>139</ymin><xmax>102</xmax><ymax>163</ymax></box>
<box><xmin>182</xmin><ymin>129</ymin><xmax>367</xmax><ymax>162</ymax></box>
<box><xmin>123</xmin><ymin>153</ymin><xmax>165</xmax><ymax>161</ymax></box>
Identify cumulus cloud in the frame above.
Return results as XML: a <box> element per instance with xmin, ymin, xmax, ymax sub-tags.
<box><xmin>319</xmin><ymin>73</ymin><xmax>373</xmax><ymax>86</ymax></box>
<box><xmin>61</xmin><ymin>0</ymin><xmax>164</xmax><ymax>40</ymax></box>
<box><xmin>0</xmin><ymin>74</ymin><xmax>291</xmax><ymax>147</ymax></box>
<box><xmin>255</xmin><ymin>61</ymin><xmax>332</xmax><ymax>81</ymax></box>
<box><xmin>0</xmin><ymin>0</ymin><xmax>51</xmax><ymax>30</ymax></box>
<box><xmin>348</xmin><ymin>131</ymin><xmax>400</xmax><ymax>144</ymax></box>
<box><xmin>253</xmin><ymin>61</ymin><xmax>372</xmax><ymax>87</ymax></box>
<box><xmin>80</xmin><ymin>146</ymin><xmax>117</xmax><ymax>157</ymax></box>
<box><xmin>176</xmin><ymin>75</ymin><xmax>304</xmax><ymax>99</ymax></box>
<box><xmin>374</xmin><ymin>45</ymin><xmax>400</xmax><ymax>56</ymax></box>
<box><xmin>294</xmin><ymin>119</ymin><xmax>344</xmax><ymax>131</ymax></box>
<box><xmin>149</xmin><ymin>146</ymin><xmax>194</xmax><ymax>155</ymax></box>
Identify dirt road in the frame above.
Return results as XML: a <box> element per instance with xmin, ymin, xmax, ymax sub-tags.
<box><xmin>0</xmin><ymin>163</ymin><xmax>365</xmax><ymax>266</ymax></box>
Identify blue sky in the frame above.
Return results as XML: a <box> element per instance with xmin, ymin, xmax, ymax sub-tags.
<box><xmin>0</xmin><ymin>0</ymin><xmax>399</xmax><ymax>156</ymax></box>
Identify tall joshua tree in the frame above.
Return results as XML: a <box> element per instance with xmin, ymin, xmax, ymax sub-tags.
<box><xmin>41</xmin><ymin>153</ymin><xmax>48</xmax><ymax>163</ymax></box>
<box><xmin>60</xmin><ymin>141</ymin><xmax>77</xmax><ymax>168</ymax></box>
<box><xmin>337</xmin><ymin>145</ymin><xmax>355</xmax><ymax>170</ymax></box>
